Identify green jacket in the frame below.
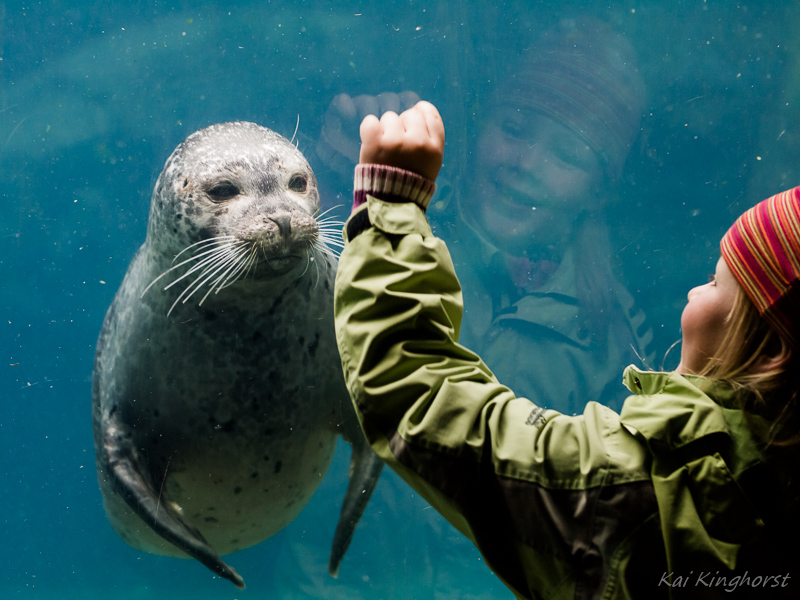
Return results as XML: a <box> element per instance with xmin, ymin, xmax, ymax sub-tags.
<box><xmin>334</xmin><ymin>193</ymin><xmax>797</xmax><ymax>599</ymax></box>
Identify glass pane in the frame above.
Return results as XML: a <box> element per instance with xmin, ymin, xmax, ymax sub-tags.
<box><xmin>2</xmin><ymin>1</ymin><xmax>795</xmax><ymax>598</ymax></box>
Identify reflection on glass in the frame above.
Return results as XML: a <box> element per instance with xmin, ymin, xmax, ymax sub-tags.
<box><xmin>448</xmin><ymin>17</ymin><xmax>653</xmax><ymax>415</ymax></box>
<box><xmin>3</xmin><ymin>3</ymin><xmax>799</xmax><ymax>599</ymax></box>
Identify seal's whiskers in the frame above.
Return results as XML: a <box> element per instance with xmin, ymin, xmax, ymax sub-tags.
<box><xmin>239</xmin><ymin>245</ymin><xmax>259</xmax><ymax>282</ymax></box>
<box><xmin>163</xmin><ymin>243</ymin><xmax>243</xmax><ymax>291</ymax></box>
<box><xmin>315</xmin><ymin>217</ymin><xmax>345</xmax><ymax>262</ymax></box>
<box><xmin>290</xmin><ymin>114</ymin><xmax>300</xmax><ymax>146</ymax></box>
<box><xmin>314</xmin><ymin>204</ymin><xmax>343</xmax><ymax>221</ymax></box>
<box><xmin>316</xmin><ymin>215</ymin><xmax>345</xmax><ymax>227</ymax></box>
<box><xmin>172</xmin><ymin>236</ymin><xmax>238</xmax><ymax>262</ymax></box>
<box><xmin>313</xmin><ymin>239</ymin><xmax>339</xmax><ymax>262</ymax></box>
<box><xmin>298</xmin><ymin>245</ymin><xmax>313</xmax><ymax>280</ymax></box>
<box><xmin>213</xmin><ymin>243</ymin><xmax>259</xmax><ymax>292</ymax></box>
<box><xmin>142</xmin><ymin>237</ymin><xmax>240</xmax><ymax>298</ymax></box>
<box><xmin>200</xmin><ymin>245</ymin><xmax>253</xmax><ymax>305</ymax></box>
<box><xmin>168</xmin><ymin>245</ymin><xmax>248</xmax><ymax>315</ymax></box>
<box><xmin>317</xmin><ymin>232</ymin><xmax>344</xmax><ymax>250</ymax></box>
<box><xmin>316</xmin><ymin>216</ymin><xmax>345</xmax><ymax>230</ymax></box>
<box><xmin>311</xmin><ymin>245</ymin><xmax>324</xmax><ymax>287</ymax></box>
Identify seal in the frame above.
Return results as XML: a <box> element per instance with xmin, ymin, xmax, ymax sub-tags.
<box><xmin>91</xmin><ymin>121</ymin><xmax>383</xmax><ymax>589</ymax></box>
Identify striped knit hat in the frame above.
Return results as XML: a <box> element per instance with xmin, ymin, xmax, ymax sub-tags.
<box><xmin>720</xmin><ymin>186</ymin><xmax>800</xmax><ymax>345</ymax></box>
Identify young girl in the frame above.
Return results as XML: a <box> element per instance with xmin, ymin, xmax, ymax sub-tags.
<box><xmin>334</xmin><ymin>102</ymin><xmax>799</xmax><ymax>598</ymax></box>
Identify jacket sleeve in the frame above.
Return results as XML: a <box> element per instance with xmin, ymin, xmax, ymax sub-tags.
<box><xmin>333</xmin><ymin>171</ymin><xmax>655</xmax><ymax>598</ymax></box>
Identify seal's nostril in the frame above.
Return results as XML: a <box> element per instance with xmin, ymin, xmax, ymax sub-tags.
<box><xmin>269</xmin><ymin>215</ymin><xmax>292</xmax><ymax>239</ymax></box>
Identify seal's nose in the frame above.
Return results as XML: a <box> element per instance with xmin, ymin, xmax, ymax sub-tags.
<box><xmin>269</xmin><ymin>215</ymin><xmax>292</xmax><ymax>241</ymax></box>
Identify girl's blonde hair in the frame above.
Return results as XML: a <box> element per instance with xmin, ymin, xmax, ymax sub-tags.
<box><xmin>700</xmin><ymin>285</ymin><xmax>799</xmax><ymax>446</ymax></box>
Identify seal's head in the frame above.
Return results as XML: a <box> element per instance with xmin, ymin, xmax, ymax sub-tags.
<box><xmin>143</xmin><ymin>122</ymin><xmax>340</xmax><ymax>313</ymax></box>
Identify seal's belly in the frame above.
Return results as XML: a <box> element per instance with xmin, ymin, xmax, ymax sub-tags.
<box><xmin>162</xmin><ymin>428</ymin><xmax>338</xmax><ymax>553</ymax></box>
<box><xmin>103</xmin><ymin>306</ymin><xmax>346</xmax><ymax>556</ymax></box>
<box><xmin>104</xmin><ymin>358</ymin><xmax>343</xmax><ymax>556</ymax></box>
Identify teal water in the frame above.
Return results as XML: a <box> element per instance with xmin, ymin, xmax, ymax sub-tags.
<box><xmin>2</xmin><ymin>1</ymin><xmax>799</xmax><ymax>598</ymax></box>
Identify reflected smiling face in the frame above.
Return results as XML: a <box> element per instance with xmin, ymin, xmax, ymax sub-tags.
<box><xmin>467</xmin><ymin>109</ymin><xmax>603</xmax><ymax>256</ymax></box>
<box><xmin>676</xmin><ymin>257</ymin><xmax>740</xmax><ymax>375</ymax></box>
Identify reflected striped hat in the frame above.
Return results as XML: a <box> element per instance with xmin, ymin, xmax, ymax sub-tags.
<box><xmin>500</xmin><ymin>17</ymin><xmax>645</xmax><ymax>181</ymax></box>
<box><xmin>721</xmin><ymin>186</ymin><xmax>800</xmax><ymax>345</ymax></box>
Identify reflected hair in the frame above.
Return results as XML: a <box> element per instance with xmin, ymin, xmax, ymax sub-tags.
<box><xmin>700</xmin><ymin>285</ymin><xmax>800</xmax><ymax>447</ymax></box>
<box><xmin>573</xmin><ymin>209</ymin><xmax>631</xmax><ymax>350</ymax></box>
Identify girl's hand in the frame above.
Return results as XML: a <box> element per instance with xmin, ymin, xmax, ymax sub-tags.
<box><xmin>359</xmin><ymin>101</ymin><xmax>444</xmax><ymax>181</ymax></box>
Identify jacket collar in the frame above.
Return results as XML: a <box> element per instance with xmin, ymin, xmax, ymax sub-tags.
<box><xmin>620</xmin><ymin>366</ymin><xmax>744</xmax><ymax>451</ymax></box>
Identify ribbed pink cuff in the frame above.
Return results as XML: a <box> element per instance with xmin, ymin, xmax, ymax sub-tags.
<box><xmin>352</xmin><ymin>164</ymin><xmax>436</xmax><ymax>212</ymax></box>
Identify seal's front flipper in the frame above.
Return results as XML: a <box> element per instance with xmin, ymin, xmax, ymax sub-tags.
<box><xmin>328</xmin><ymin>434</ymin><xmax>383</xmax><ymax>577</ymax></box>
<box><xmin>102</xmin><ymin>407</ymin><xmax>245</xmax><ymax>589</ymax></box>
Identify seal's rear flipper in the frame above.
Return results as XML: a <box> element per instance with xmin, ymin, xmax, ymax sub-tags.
<box><xmin>328</xmin><ymin>437</ymin><xmax>383</xmax><ymax>577</ymax></box>
<box><xmin>102</xmin><ymin>408</ymin><xmax>245</xmax><ymax>589</ymax></box>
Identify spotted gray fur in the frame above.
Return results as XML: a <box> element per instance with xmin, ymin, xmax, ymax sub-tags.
<box><xmin>92</xmin><ymin>122</ymin><xmax>382</xmax><ymax>589</ymax></box>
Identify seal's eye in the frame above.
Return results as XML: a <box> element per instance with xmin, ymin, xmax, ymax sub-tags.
<box><xmin>207</xmin><ymin>182</ymin><xmax>240</xmax><ymax>202</ymax></box>
<box><xmin>288</xmin><ymin>174</ymin><xmax>307</xmax><ymax>193</ymax></box>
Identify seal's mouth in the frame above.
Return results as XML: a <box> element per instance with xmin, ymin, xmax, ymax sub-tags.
<box><xmin>143</xmin><ymin>235</ymin><xmax>315</xmax><ymax>316</ymax></box>
<box><xmin>258</xmin><ymin>254</ymin><xmax>303</xmax><ymax>274</ymax></box>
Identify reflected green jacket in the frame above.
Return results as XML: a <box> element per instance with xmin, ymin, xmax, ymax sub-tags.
<box><xmin>449</xmin><ymin>221</ymin><xmax>653</xmax><ymax>414</ymax></box>
<box><xmin>334</xmin><ymin>187</ymin><xmax>797</xmax><ymax>599</ymax></box>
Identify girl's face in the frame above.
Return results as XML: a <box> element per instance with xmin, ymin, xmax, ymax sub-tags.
<box><xmin>467</xmin><ymin>109</ymin><xmax>603</xmax><ymax>256</ymax></box>
<box><xmin>676</xmin><ymin>257</ymin><xmax>740</xmax><ymax>374</ymax></box>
